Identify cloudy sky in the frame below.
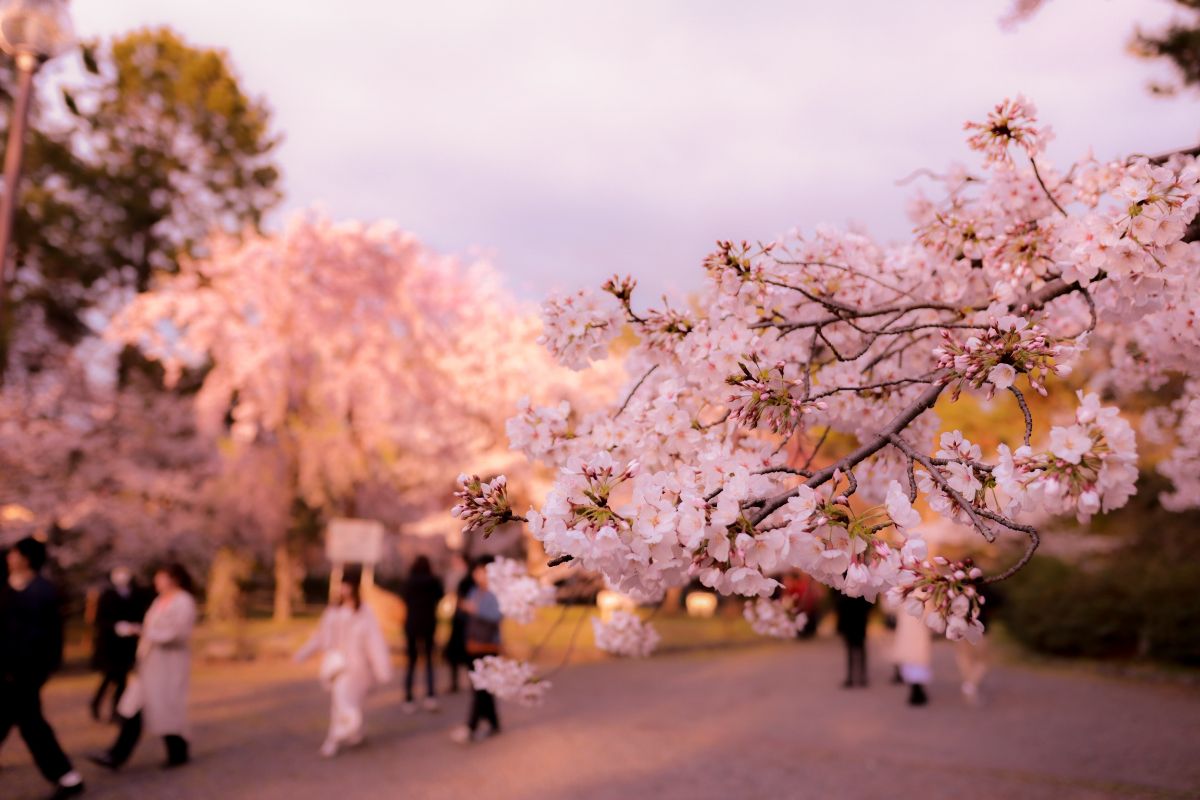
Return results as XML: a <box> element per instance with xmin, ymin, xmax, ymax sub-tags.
<box><xmin>73</xmin><ymin>0</ymin><xmax>1198</xmax><ymax>298</ymax></box>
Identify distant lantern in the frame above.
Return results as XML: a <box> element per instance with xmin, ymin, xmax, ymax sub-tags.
<box><xmin>685</xmin><ymin>591</ymin><xmax>718</xmax><ymax>618</ymax></box>
<box><xmin>0</xmin><ymin>0</ymin><xmax>75</xmax><ymax>61</ymax></box>
<box><xmin>595</xmin><ymin>589</ymin><xmax>634</xmax><ymax>622</ymax></box>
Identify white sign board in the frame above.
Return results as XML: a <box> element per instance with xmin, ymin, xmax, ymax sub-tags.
<box><xmin>326</xmin><ymin>518</ymin><xmax>385</xmax><ymax>565</ymax></box>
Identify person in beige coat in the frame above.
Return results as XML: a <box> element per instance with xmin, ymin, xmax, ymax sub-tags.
<box><xmin>90</xmin><ymin>564</ymin><xmax>197</xmax><ymax>770</ymax></box>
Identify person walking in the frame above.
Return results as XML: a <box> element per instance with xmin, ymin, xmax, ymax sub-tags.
<box><xmin>294</xmin><ymin>579</ymin><xmax>393</xmax><ymax>757</ymax></box>
<box><xmin>450</xmin><ymin>556</ymin><xmax>502</xmax><ymax>744</ymax></box>
<box><xmin>400</xmin><ymin>556</ymin><xmax>443</xmax><ymax>713</ymax></box>
<box><xmin>834</xmin><ymin>591</ymin><xmax>872</xmax><ymax>688</ymax></box>
<box><xmin>955</xmin><ymin>583</ymin><xmax>999</xmax><ymax>706</ymax></box>
<box><xmin>90</xmin><ymin>566</ymin><xmax>144</xmax><ymax>723</ymax></box>
<box><xmin>0</xmin><ymin>537</ymin><xmax>86</xmax><ymax>798</ymax></box>
<box><xmin>894</xmin><ymin>609</ymin><xmax>934</xmax><ymax>706</ymax></box>
<box><xmin>443</xmin><ymin>552</ymin><xmax>475</xmax><ymax>694</ymax></box>
<box><xmin>90</xmin><ymin>563</ymin><xmax>197</xmax><ymax>770</ymax></box>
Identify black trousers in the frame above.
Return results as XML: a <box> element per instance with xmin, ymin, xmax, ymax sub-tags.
<box><xmin>404</xmin><ymin>630</ymin><xmax>436</xmax><ymax>702</ymax></box>
<box><xmin>91</xmin><ymin>669</ymin><xmax>129</xmax><ymax>719</ymax></box>
<box><xmin>466</xmin><ymin>656</ymin><xmax>499</xmax><ymax>733</ymax></box>
<box><xmin>447</xmin><ymin>661</ymin><xmax>464</xmax><ymax>693</ymax></box>
<box><xmin>843</xmin><ymin>638</ymin><xmax>867</xmax><ymax>686</ymax></box>
<box><xmin>108</xmin><ymin>712</ymin><xmax>189</xmax><ymax>766</ymax></box>
<box><xmin>0</xmin><ymin>676</ymin><xmax>73</xmax><ymax>783</ymax></box>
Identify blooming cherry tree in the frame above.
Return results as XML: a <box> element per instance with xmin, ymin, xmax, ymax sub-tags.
<box><xmin>456</xmin><ymin>97</ymin><xmax>1199</xmax><ymax>643</ymax></box>
<box><xmin>112</xmin><ymin>216</ymin><xmax>581</xmax><ymax>616</ymax></box>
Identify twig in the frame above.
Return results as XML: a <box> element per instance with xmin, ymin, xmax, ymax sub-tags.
<box><xmin>527</xmin><ymin>604</ymin><xmax>571</xmax><ymax>663</ymax></box>
<box><xmin>1030</xmin><ymin>158</ymin><xmax>1068</xmax><ymax>217</ymax></box>
<box><xmin>543</xmin><ymin>607</ymin><xmax>590</xmax><ymax>679</ymax></box>
<box><xmin>1009</xmin><ymin>385</ymin><xmax>1032</xmax><ymax>447</ymax></box>
<box><xmin>615</xmin><ymin>364</ymin><xmax>658</xmax><ymax>419</ymax></box>
<box><xmin>886</xmin><ymin>433</ymin><xmax>995</xmax><ymax>543</ymax></box>
<box><xmin>983</xmin><ymin>526</ymin><xmax>1040</xmax><ymax>584</ymax></box>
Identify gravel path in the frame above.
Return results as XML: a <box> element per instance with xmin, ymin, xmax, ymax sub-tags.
<box><xmin>4</xmin><ymin>638</ymin><xmax>1199</xmax><ymax>800</ymax></box>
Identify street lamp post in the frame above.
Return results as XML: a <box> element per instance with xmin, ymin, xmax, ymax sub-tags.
<box><xmin>0</xmin><ymin>0</ymin><xmax>73</xmax><ymax>372</ymax></box>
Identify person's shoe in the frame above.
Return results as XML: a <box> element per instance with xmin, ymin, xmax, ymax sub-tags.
<box><xmin>422</xmin><ymin>697</ymin><xmax>439</xmax><ymax>712</ymax></box>
<box><xmin>449</xmin><ymin>725</ymin><xmax>472</xmax><ymax>745</ymax></box>
<box><xmin>402</xmin><ymin>701</ymin><xmax>418</xmax><ymax>714</ymax></box>
<box><xmin>908</xmin><ymin>683</ymin><xmax>929</xmax><ymax>706</ymax></box>
<box><xmin>961</xmin><ymin>683</ymin><xmax>981</xmax><ymax>707</ymax></box>
<box><xmin>840</xmin><ymin>678</ymin><xmax>854</xmax><ymax>689</ymax></box>
<box><xmin>319</xmin><ymin>739</ymin><xmax>339</xmax><ymax>758</ymax></box>
<box><xmin>86</xmin><ymin>753</ymin><xmax>120</xmax><ymax>771</ymax></box>
<box><xmin>49</xmin><ymin>773</ymin><xmax>85</xmax><ymax>798</ymax></box>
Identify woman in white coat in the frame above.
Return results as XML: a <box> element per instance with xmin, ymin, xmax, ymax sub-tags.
<box><xmin>90</xmin><ymin>563</ymin><xmax>197</xmax><ymax>769</ymax></box>
<box><xmin>893</xmin><ymin>608</ymin><xmax>933</xmax><ymax>706</ymax></box>
<box><xmin>295</xmin><ymin>580</ymin><xmax>393</xmax><ymax>757</ymax></box>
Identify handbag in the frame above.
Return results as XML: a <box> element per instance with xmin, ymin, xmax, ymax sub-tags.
<box><xmin>464</xmin><ymin>616</ymin><xmax>502</xmax><ymax>656</ymax></box>
<box><xmin>319</xmin><ymin>650</ymin><xmax>348</xmax><ymax>685</ymax></box>
<box><xmin>116</xmin><ymin>674</ymin><xmax>144</xmax><ymax>719</ymax></box>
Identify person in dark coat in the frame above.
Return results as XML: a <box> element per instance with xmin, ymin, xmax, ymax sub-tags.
<box><xmin>443</xmin><ymin>552</ymin><xmax>475</xmax><ymax>694</ymax></box>
<box><xmin>0</xmin><ymin>537</ymin><xmax>85</xmax><ymax>798</ymax></box>
<box><xmin>90</xmin><ymin>566</ymin><xmax>144</xmax><ymax>722</ymax></box>
<box><xmin>401</xmin><ymin>556</ymin><xmax>444</xmax><ymax>712</ymax></box>
<box><xmin>834</xmin><ymin>590</ymin><xmax>873</xmax><ymax>688</ymax></box>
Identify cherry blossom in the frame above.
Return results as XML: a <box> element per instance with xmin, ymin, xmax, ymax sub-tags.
<box><xmin>467</xmin><ymin>656</ymin><xmax>551</xmax><ymax>706</ymax></box>
<box><xmin>484</xmin><ymin>557</ymin><xmax>556</xmax><ymax>625</ymax></box>
<box><xmin>591</xmin><ymin>610</ymin><xmax>660</xmax><ymax>658</ymax></box>
<box><xmin>743</xmin><ymin>597</ymin><xmax>808</xmax><ymax>639</ymax></box>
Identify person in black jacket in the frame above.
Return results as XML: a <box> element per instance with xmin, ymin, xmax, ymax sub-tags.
<box><xmin>834</xmin><ymin>590</ymin><xmax>873</xmax><ymax>688</ymax></box>
<box><xmin>0</xmin><ymin>537</ymin><xmax>85</xmax><ymax>798</ymax></box>
<box><xmin>401</xmin><ymin>556</ymin><xmax>444</xmax><ymax>712</ymax></box>
<box><xmin>90</xmin><ymin>566</ymin><xmax>144</xmax><ymax>722</ymax></box>
<box><xmin>443</xmin><ymin>552</ymin><xmax>475</xmax><ymax>694</ymax></box>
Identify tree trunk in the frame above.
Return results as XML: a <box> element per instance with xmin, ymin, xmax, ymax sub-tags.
<box><xmin>273</xmin><ymin>541</ymin><xmax>293</xmax><ymax>622</ymax></box>
<box><xmin>206</xmin><ymin>547</ymin><xmax>249</xmax><ymax>625</ymax></box>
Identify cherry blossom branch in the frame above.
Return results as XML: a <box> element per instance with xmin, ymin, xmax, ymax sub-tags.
<box><xmin>1009</xmin><ymin>385</ymin><xmax>1033</xmax><ymax>447</ymax></box>
<box><xmin>982</xmin><ymin>524</ymin><xmax>1041</xmax><ymax>584</ymax></box>
<box><xmin>615</xmin><ymin>364</ymin><xmax>658</xmax><ymax>419</ymax></box>
<box><xmin>800</xmin><ymin>426</ymin><xmax>831</xmax><ymax>473</ymax></box>
<box><xmin>886</xmin><ymin>432</ymin><xmax>996</xmax><ymax>543</ymax></box>
<box><xmin>1030</xmin><ymin>157</ymin><xmax>1068</xmax><ymax>217</ymax></box>
<box><xmin>750</xmin><ymin>382</ymin><xmax>947</xmax><ymax>525</ymax></box>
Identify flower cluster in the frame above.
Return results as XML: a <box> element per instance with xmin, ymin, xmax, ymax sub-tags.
<box><xmin>591</xmin><ymin>610</ymin><xmax>660</xmax><ymax>658</ymax></box>
<box><xmin>726</xmin><ymin>357</ymin><xmax>827</xmax><ymax>435</ymax></box>
<box><xmin>964</xmin><ymin>95</ymin><xmax>1051</xmax><ymax>165</ymax></box>
<box><xmin>934</xmin><ymin>314</ymin><xmax>1072</xmax><ymax>398</ymax></box>
<box><xmin>888</xmin><ymin>557</ymin><xmax>986</xmax><ymax>644</ymax></box>
<box><xmin>992</xmin><ymin>392</ymin><xmax>1138</xmax><ymax>522</ymax></box>
<box><xmin>467</xmin><ymin>656</ymin><xmax>550</xmax><ymax>706</ymax></box>
<box><xmin>538</xmin><ymin>288</ymin><xmax>622</xmax><ymax>370</ymax></box>
<box><xmin>1115</xmin><ymin>159</ymin><xmax>1200</xmax><ymax>247</ymax></box>
<box><xmin>743</xmin><ymin>597</ymin><xmax>808</xmax><ymax>639</ymax></box>
<box><xmin>506</xmin><ymin>397</ymin><xmax>574</xmax><ymax>462</ymax></box>
<box><xmin>451</xmin><ymin>474</ymin><xmax>518</xmax><ymax>536</ymax></box>
<box><xmin>773</xmin><ymin>480</ymin><xmax>929</xmax><ymax>602</ymax></box>
<box><xmin>485</xmin><ymin>557</ymin><xmax>556</xmax><ymax>625</ymax></box>
<box><xmin>914</xmin><ymin>431</ymin><xmax>989</xmax><ymax>524</ymax></box>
